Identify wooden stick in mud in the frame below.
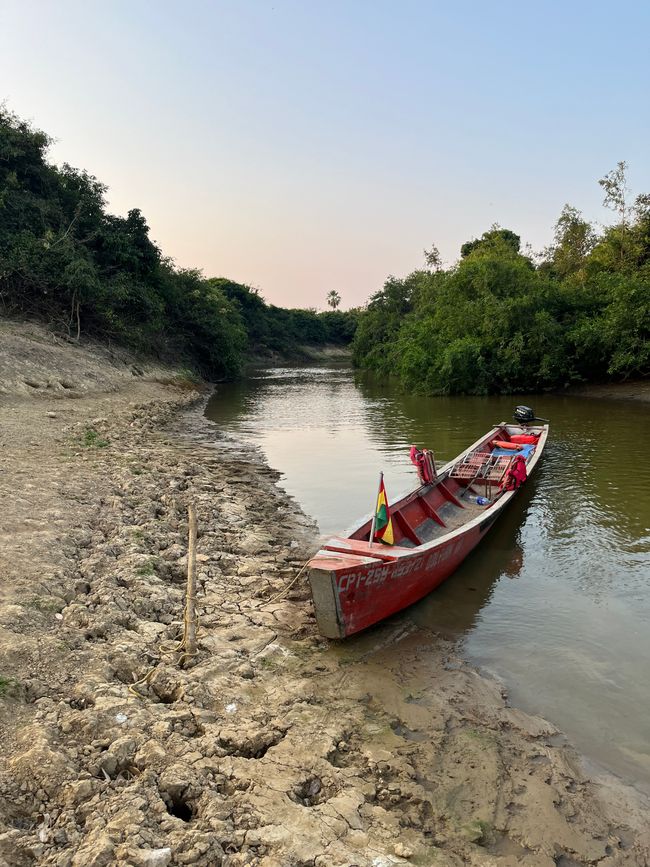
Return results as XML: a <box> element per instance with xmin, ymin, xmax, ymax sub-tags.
<box><xmin>185</xmin><ymin>503</ymin><xmax>198</xmax><ymax>659</ymax></box>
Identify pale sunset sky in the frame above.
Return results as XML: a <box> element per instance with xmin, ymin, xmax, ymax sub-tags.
<box><xmin>2</xmin><ymin>0</ymin><xmax>649</xmax><ymax>308</ymax></box>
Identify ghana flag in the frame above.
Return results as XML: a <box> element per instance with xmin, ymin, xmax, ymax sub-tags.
<box><xmin>374</xmin><ymin>475</ymin><xmax>394</xmax><ymax>545</ymax></box>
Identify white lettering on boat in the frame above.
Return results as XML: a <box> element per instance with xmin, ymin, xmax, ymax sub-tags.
<box><xmin>336</xmin><ymin>538</ymin><xmax>467</xmax><ymax>597</ymax></box>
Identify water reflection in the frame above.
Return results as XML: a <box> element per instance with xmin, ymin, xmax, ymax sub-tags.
<box><xmin>205</xmin><ymin>365</ymin><xmax>650</xmax><ymax>791</ymax></box>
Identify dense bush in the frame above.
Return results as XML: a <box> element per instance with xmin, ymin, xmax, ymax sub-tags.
<box><xmin>211</xmin><ymin>278</ymin><xmax>358</xmax><ymax>357</ymax></box>
<box><xmin>353</xmin><ymin>172</ymin><xmax>650</xmax><ymax>394</ymax></box>
<box><xmin>0</xmin><ymin>109</ymin><xmax>356</xmax><ymax>377</ymax></box>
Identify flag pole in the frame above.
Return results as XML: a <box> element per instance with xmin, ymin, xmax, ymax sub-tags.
<box><xmin>369</xmin><ymin>471</ymin><xmax>383</xmax><ymax>546</ymax></box>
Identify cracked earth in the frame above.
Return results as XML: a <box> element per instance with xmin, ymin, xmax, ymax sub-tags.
<box><xmin>0</xmin><ymin>320</ymin><xmax>648</xmax><ymax>866</ymax></box>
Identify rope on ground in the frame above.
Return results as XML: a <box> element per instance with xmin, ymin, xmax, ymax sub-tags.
<box><xmin>128</xmin><ymin>664</ymin><xmax>158</xmax><ymax>699</ymax></box>
<box><xmin>254</xmin><ymin>559</ymin><xmax>310</xmax><ymax>608</ymax></box>
<box><xmin>157</xmin><ymin>610</ymin><xmax>200</xmax><ymax>662</ymax></box>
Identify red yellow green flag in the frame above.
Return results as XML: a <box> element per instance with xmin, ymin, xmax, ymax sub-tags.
<box><xmin>374</xmin><ymin>476</ymin><xmax>394</xmax><ymax>545</ymax></box>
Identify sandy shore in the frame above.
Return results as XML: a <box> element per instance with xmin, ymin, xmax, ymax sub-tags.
<box><xmin>0</xmin><ymin>321</ymin><xmax>648</xmax><ymax>866</ymax></box>
<box><xmin>561</xmin><ymin>381</ymin><xmax>650</xmax><ymax>403</ymax></box>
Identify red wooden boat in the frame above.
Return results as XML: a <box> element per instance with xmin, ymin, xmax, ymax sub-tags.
<box><xmin>308</xmin><ymin>410</ymin><xmax>549</xmax><ymax>639</ymax></box>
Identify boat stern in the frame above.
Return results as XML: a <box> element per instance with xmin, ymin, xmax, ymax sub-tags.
<box><xmin>308</xmin><ymin>544</ymin><xmax>387</xmax><ymax>639</ymax></box>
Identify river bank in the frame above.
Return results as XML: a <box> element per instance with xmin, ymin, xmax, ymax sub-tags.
<box><xmin>0</xmin><ymin>322</ymin><xmax>648</xmax><ymax>866</ymax></box>
<box><xmin>561</xmin><ymin>380</ymin><xmax>650</xmax><ymax>403</ymax></box>
<box><xmin>246</xmin><ymin>344</ymin><xmax>352</xmax><ymax>370</ymax></box>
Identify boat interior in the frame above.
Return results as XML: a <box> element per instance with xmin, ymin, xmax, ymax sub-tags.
<box><xmin>349</xmin><ymin>423</ymin><xmax>545</xmax><ymax>550</ymax></box>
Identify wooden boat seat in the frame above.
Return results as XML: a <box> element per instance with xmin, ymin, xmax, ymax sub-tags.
<box><xmin>449</xmin><ymin>451</ymin><xmax>512</xmax><ymax>483</ymax></box>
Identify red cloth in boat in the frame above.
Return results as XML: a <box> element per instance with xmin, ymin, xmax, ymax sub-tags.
<box><xmin>501</xmin><ymin>455</ymin><xmax>527</xmax><ymax>491</ymax></box>
<box><xmin>410</xmin><ymin>446</ymin><xmax>434</xmax><ymax>484</ymax></box>
<box><xmin>491</xmin><ymin>439</ymin><xmax>522</xmax><ymax>450</ymax></box>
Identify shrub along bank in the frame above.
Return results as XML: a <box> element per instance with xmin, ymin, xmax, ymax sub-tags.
<box><xmin>0</xmin><ymin>109</ymin><xmax>356</xmax><ymax>379</ymax></box>
<box><xmin>353</xmin><ymin>185</ymin><xmax>650</xmax><ymax>394</ymax></box>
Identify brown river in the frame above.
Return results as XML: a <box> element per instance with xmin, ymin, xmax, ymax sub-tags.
<box><xmin>205</xmin><ymin>364</ymin><xmax>650</xmax><ymax>795</ymax></box>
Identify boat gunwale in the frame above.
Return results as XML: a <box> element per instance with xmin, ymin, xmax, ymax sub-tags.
<box><xmin>320</xmin><ymin>422</ymin><xmax>549</xmax><ymax>559</ymax></box>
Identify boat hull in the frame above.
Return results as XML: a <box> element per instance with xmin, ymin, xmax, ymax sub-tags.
<box><xmin>308</xmin><ymin>422</ymin><xmax>548</xmax><ymax>639</ymax></box>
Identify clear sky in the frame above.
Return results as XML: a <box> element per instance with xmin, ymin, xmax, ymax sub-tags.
<box><xmin>2</xmin><ymin>0</ymin><xmax>649</xmax><ymax>308</ymax></box>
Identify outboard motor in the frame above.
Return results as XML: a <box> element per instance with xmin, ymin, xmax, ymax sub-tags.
<box><xmin>513</xmin><ymin>405</ymin><xmax>535</xmax><ymax>424</ymax></box>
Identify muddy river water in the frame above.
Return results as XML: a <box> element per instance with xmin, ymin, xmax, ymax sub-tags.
<box><xmin>205</xmin><ymin>364</ymin><xmax>650</xmax><ymax>794</ymax></box>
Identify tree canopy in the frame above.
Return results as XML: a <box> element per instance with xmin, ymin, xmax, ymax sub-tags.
<box><xmin>3</xmin><ymin>107</ymin><xmax>645</xmax><ymax>394</ymax></box>
<box><xmin>326</xmin><ymin>290</ymin><xmax>341</xmax><ymax>309</ymax></box>
<box><xmin>460</xmin><ymin>227</ymin><xmax>521</xmax><ymax>259</ymax></box>
<box><xmin>0</xmin><ymin>109</ymin><xmax>357</xmax><ymax>377</ymax></box>
<box><xmin>353</xmin><ymin>172</ymin><xmax>650</xmax><ymax>393</ymax></box>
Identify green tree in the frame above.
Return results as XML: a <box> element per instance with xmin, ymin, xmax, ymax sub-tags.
<box><xmin>598</xmin><ymin>160</ymin><xmax>633</xmax><ymax>269</ymax></box>
<box><xmin>326</xmin><ymin>290</ymin><xmax>341</xmax><ymax>309</ymax></box>
<box><xmin>546</xmin><ymin>205</ymin><xmax>597</xmax><ymax>279</ymax></box>
<box><xmin>599</xmin><ymin>160</ymin><xmax>629</xmax><ymax>226</ymax></box>
<box><xmin>423</xmin><ymin>243</ymin><xmax>442</xmax><ymax>271</ymax></box>
<box><xmin>460</xmin><ymin>226</ymin><xmax>521</xmax><ymax>259</ymax></box>
<box><xmin>0</xmin><ymin>108</ymin><xmax>356</xmax><ymax>378</ymax></box>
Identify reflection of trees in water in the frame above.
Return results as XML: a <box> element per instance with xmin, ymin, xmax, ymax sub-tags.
<box><xmin>205</xmin><ymin>380</ymin><xmax>260</xmax><ymax>428</ymax></box>
<box><xmin>357</xmin><ymin>373</ymin><xmax>648</xmax><ymax>545</ymax></box>
<box><xmin>538</xmin><ymin>428</ymin><xmax>649</xmax><ymax>553</ymax></box>
<box><xmin>542</xmin><ymin>397</ymin><xmax>650</xmax><ymax>538</ymax></box>
<box><xmin>206</xmin><ymin>367</ymin><xmax>361</xmax><ymax>438</ymax></box>
<box><xmin>353</xmin><ymin>370</ymin><xmax>519</xmax><ymax>462</ymax></box>
<box><xmin>208</xmin><ymin>367</ymin><xmax>650</xmax><ymax>588</ymax></box>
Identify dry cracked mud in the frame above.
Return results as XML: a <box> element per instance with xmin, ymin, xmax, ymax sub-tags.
<box><xmin>0</xmin><ymin>320</ymin><xmax>649</xmax><ymax>867</ymax></box>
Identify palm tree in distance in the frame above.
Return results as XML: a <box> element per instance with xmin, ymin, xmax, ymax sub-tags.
<box><xmin>326</xmin><ymin>290</ymin><xmax>341</xmax><ymax>309</ymax></box>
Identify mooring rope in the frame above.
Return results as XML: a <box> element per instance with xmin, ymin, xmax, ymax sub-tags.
<box><xmin>255</xmin><ymin>559</ymin><xmax>310</xmax><ymax>608</ymax></box>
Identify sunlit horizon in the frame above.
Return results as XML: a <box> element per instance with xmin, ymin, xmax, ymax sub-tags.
<box><xmin>2</xmin><ymin>0</ymin><xmax>649</xmax><ymax>310</ymax></box>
